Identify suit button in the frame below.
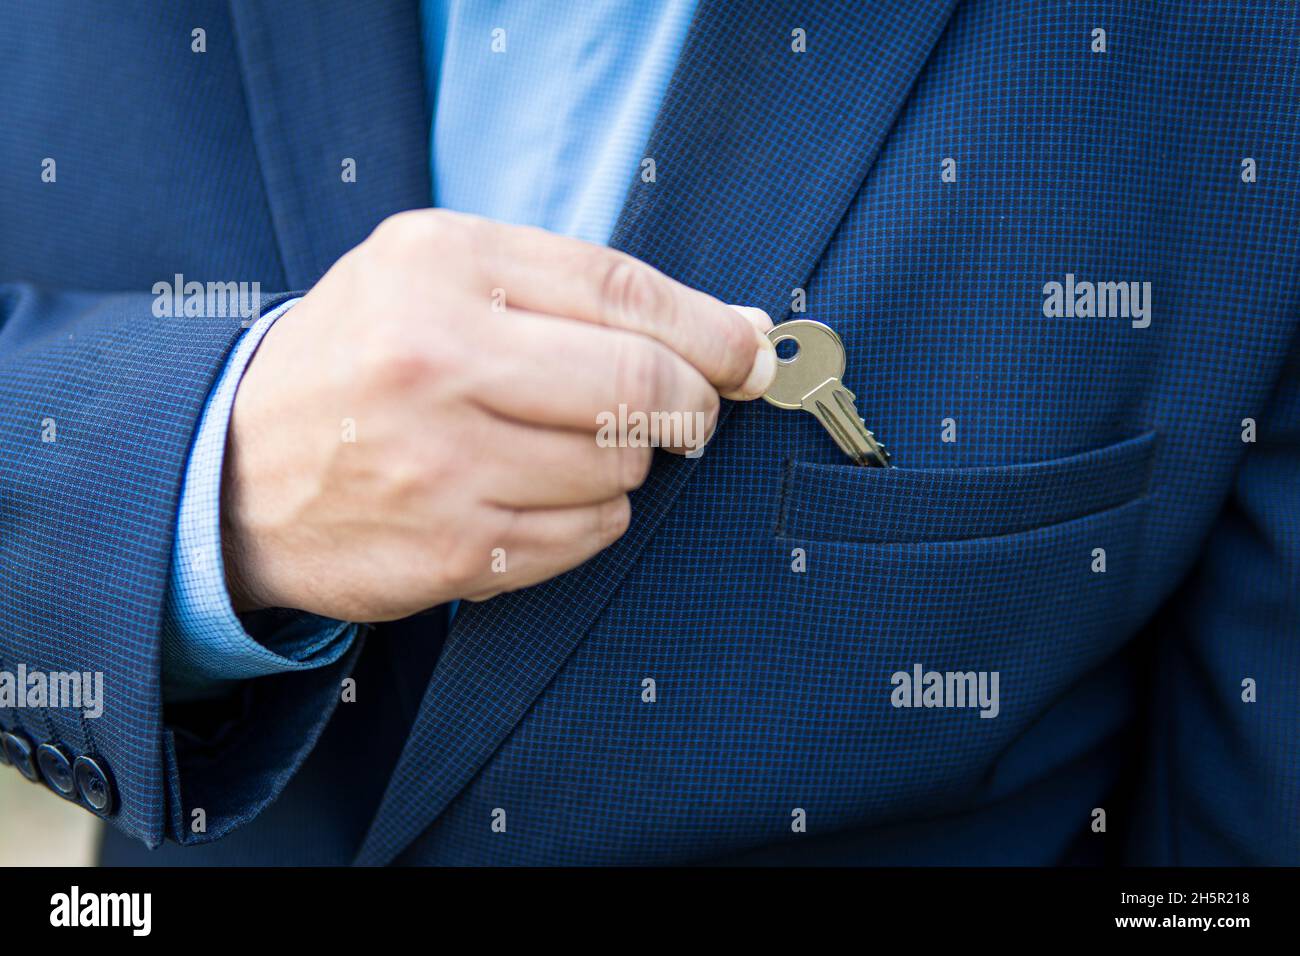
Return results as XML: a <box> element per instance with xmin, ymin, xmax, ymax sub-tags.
<box><xmin>36</xmin><ymin>743</ymin><xmax>76</xmax><ymax>797</ymax></box>
<box><xmin>1</xmin><ymin>730</ymin><xmax>39</xmax><ymax>781</ymax></box>
<box><xmin>73</xmin><ymin>754</ymin><xmax>115</xmax><ymax>816</ymax></box>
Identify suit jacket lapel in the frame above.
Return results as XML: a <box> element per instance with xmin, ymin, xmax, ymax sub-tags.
<box><xmin>228</xmin><ymin>0</ymin><xmax>431</xmax><ymax>288</ymax></box>
<box><xmin>355</xmin><ymin>0</ymin><xmax>960</xmax><ymax>866</ymax></box>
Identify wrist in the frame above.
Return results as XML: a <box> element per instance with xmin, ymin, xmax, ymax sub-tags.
<box><xmin>218</xmin><ymin>319</ymin><xmax>293</xmax><ymax>616</ymax></box>
<box><xmin>220</xmin><ymin>439</ymin><xmax>274</xmax><ymax>614</ymax></box>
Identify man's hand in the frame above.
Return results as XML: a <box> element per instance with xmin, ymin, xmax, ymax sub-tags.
<box><xmin>220</xmin><ymin>210</ymin><xmax>775</xmax><ymax>621</ymax></box>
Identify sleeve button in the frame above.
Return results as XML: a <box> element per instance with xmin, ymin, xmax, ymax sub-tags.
<box><xmin>72</xmin><ymin>754</ymin><xmax>116</xmax><ymax>817</ymax></box>
<box><xmin>1</xmin><ymin>730</ymin><xmax>39</xmax><ymax>781</ymax></box>
<box><xmin>36</xmin><ymin>743</ymin><xmax>77</xmax><ymax>797</ymax></box>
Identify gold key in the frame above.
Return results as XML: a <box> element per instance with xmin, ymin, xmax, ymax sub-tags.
<box><xmin>762</xmin><ymin>319</ymin><xmax>891</xmax><ymax>467</ymax></box>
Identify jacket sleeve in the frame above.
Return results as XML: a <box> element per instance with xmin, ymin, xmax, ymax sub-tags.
<box><xmin>0</xmin><ymin>282</ymin><xmax>362</xmax><ymax>849</ymax></box>
<box><xmin>1132</xmin><ymin>333</ymin><xmax>1300</xmax><ymax>865</ymax></box>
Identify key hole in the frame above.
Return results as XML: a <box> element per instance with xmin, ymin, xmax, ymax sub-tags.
<box><xmin>774</xmin><ymin>337</ymin><xmax>799</xmax><ymax>362</ymax></box>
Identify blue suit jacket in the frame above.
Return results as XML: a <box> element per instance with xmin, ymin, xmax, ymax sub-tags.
<box><xmin>2</xmin><ymin>0</ymin><xmax>1297</xmax><ymax>865</ymax></box>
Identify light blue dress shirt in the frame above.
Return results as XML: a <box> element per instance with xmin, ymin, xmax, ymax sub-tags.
<box><xmin>163</xmin><ymin>0</ymin><xmax>698</xmax><ymax>697</ymax></box>
<box><xmin>424</xmin><ymin>0</ymin><xmax>696</xmax><ymax>244</ymax></box>
<box><xmin>161</xmin><ymin>300</ymin><xmax>359</xmax><ymax>700</ymax></box>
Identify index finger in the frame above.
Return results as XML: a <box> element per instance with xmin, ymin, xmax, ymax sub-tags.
<box><xmin>463</xmin><ymin>214</ymin><xmax>777</xmax><ymax>399</ymax></box>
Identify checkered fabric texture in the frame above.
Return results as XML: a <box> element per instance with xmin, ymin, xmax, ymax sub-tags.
<box><xmin>3</xmin><ymin>0</ymin><xmax>1299</xmax><ymax>865</ymax></box>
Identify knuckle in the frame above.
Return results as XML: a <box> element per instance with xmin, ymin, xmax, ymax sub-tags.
<box><xmin>446</xmin><ymin>210</ymin><xmax>487</xmax><ymax>252</ymax></box>
<box><xmin>360</xmin><ymin>331</ymin><xmax>440</xmax><ymax>387</ymax></box>
<box><xmin>358</xmin><ymin>315</ymin><xmax>469</xmax><ymax>389</ymax></box>
<box><xmin>700</xmin><ymin>388</ymin><xmax>721</xmax><ymax>428</ymax></box>
<box><xmin>441</xmin><ymin>530</ymin><xmax>495</xmax><ymax>591</ymax></box>
<box><xmin>381</xmin><ymin>457</ymin><xmax>427</xmax><ymax>505</ymax></box>
<box><xmin>600</xmin><ymin>256</ymin><xmax>665</xmax><ymax>327</ymax></box>
<box><xmin>618</xmin><ymin>446</ymin><xmax>653</xmax><ymax>491</ymax></box>
<box><xmin>373</xmin><ymin>208</ymin><xmax>463</xmax><ymax>259</ymax></box>
<box><xmin>725</xmin><ymin>311</ymin><xmax>758</xmax><ymax>361</ymax></box>
<box><xmin>375</xmin><ymin>209</ymin><xmax>434</xmax><ymax>243</ymax></box>
<box><xmin>612</xmin><ymin>340</ymin><xmax>667</xmax><ymax>410</ymax></box>
<box><xmin>715</xmin><ymin>313</ymin><xmax>757</xmax><ymax>386</ymax></box>
<box><xmin>598</xmin><ymin>495</ymin><xmax>632</xmax><ymax>541</ymax></box>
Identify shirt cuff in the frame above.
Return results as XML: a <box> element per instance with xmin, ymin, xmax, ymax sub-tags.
<box><xmin>162</xmin><ymin>298</ymin><xmax>358</xmax><ymax>701</ymax></box>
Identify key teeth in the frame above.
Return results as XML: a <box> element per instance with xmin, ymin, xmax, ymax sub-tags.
<box><xmin>863</xmin><ymin>424</ymin><xmax>891</xmax><ymax>464</ymax></box>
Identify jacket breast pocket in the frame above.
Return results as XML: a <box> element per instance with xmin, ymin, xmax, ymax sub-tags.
<box><xmin>776</xmin><ymin>431</ymin><xmax>1158</xmax><ymax>544</ymax></box>
<box><xmin>763</xmin><ymin>431</ymin><xmax>1160</xmax><ymax>819</ymax></box>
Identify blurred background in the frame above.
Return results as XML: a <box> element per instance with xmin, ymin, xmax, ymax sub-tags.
<box><xmin>0</xmin><ymin>772</ymin><xmax>100</xmax><ymax>865</ymax></box>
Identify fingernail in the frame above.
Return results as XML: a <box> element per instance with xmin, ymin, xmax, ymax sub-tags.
<box><xmin>731</xmin><ymin>305</ymin><xmax>773</xmax><ymax>333</ymax></box>
<box><xmin>739</xmin><ymin>333</ymin><xmax>777</xmax><ymax>398</ymax></box>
